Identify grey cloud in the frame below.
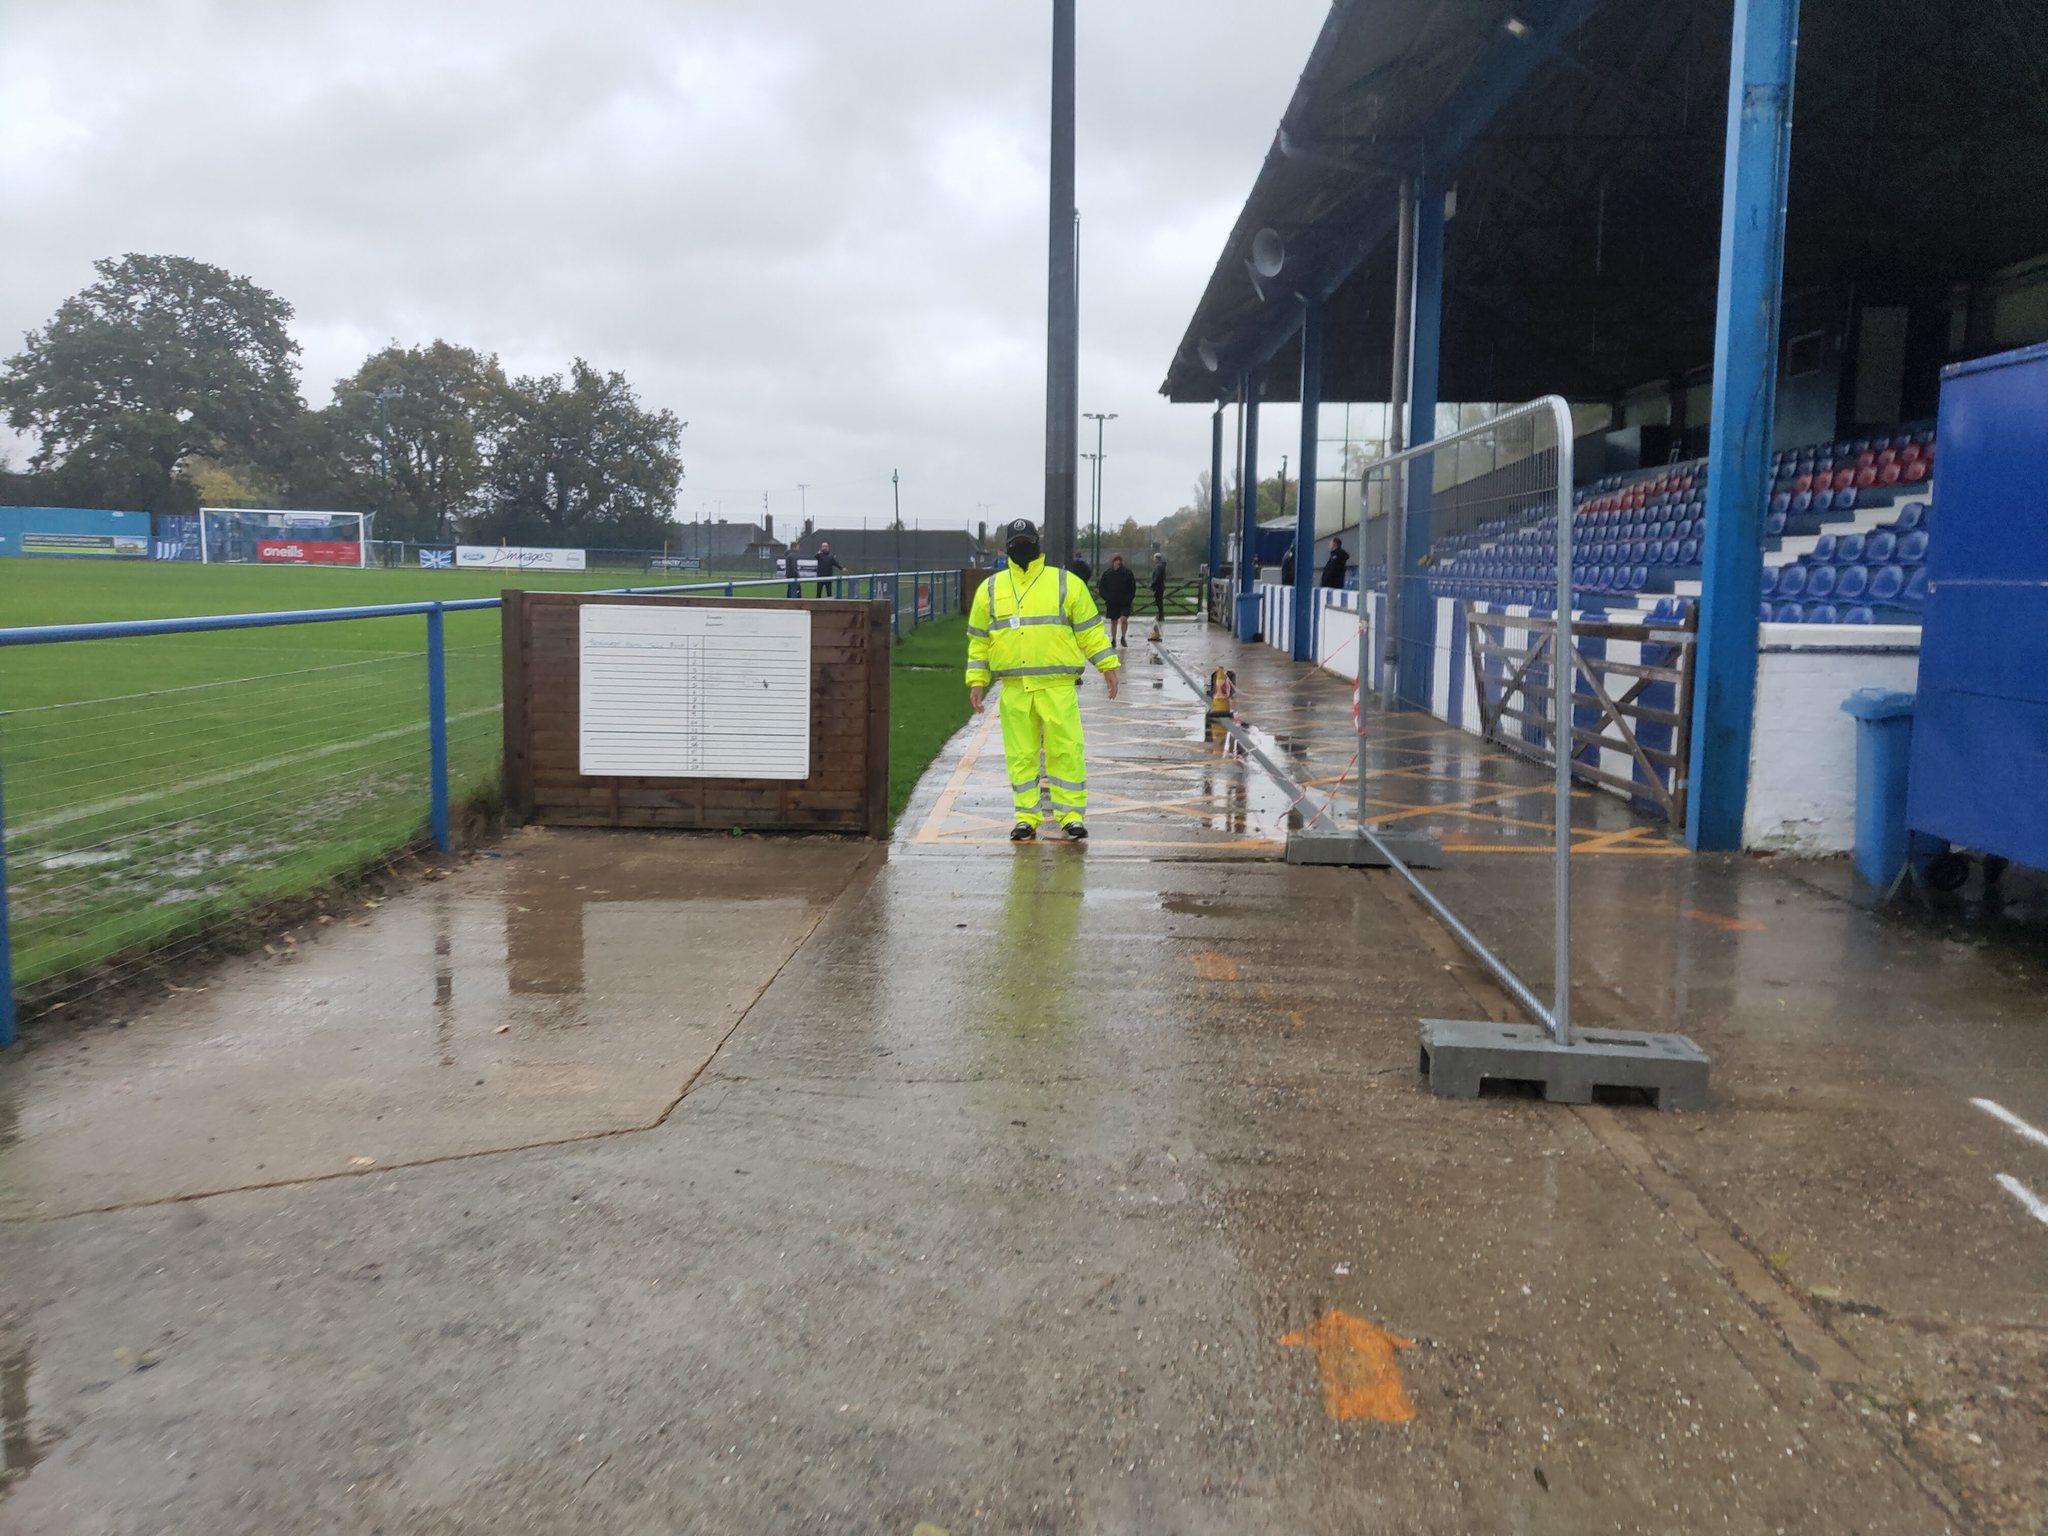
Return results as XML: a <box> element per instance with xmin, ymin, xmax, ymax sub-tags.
<box><xmin>0</xmin><ymin>0</ymin><xmax>1329</xmax><ymax>533</ymax></box>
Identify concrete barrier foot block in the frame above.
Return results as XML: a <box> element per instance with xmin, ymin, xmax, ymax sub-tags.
<box><xmin>1417</xmin><ymin>1019</ymin><xmax>1711</xmax><ymax>1111</ymax></box>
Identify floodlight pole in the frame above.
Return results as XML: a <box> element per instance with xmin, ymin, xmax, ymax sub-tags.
<box><xmin>1084</xmin><ymin>411</ymin><xmax>1116</xmax><ymax>570</ymax></box>
<box><xmin>1042</xmin><ymin>0</ymin><xmax>1079</xmax><ymax>567</ymax></box>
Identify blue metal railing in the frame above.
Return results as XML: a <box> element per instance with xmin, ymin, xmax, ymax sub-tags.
<box><xmin>0</xmin><ymin>569</ymin><xmax>964</xmax><ymax>1046</ymax></box>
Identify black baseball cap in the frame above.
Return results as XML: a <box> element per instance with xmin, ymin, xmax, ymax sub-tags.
<box><xmin>1005</xmin><ymin>518</ymin><xmax>1039</xmax><ymax>542</ymax></box>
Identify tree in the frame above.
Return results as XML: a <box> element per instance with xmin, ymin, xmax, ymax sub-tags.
<box><xmin>0</xmin><ymin>254</ymin><xmax>302</xmax><ymax>510</ymax></box>
<box><xmin>476</xmin><ymin>360</ymin><xmax>681</xmax><ymax>547</ymax></box>
<box><xmin>324</xmin><ymin>342</ymin><xmax>510</xmax><ymax>541</ymax></box>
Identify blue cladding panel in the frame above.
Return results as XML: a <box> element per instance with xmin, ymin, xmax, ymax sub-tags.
<box><xmin>1905</xmin><ymin>341</ymin><xmax>2048</xmax><ymax>869</ymax></box>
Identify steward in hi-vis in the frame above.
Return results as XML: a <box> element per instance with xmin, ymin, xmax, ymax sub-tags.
<box><xmin>965</xmin><ymin>518</ymin><xmax>1122</xmax><ymax>842</ymax></box>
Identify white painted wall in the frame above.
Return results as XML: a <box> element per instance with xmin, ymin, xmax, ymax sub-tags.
<box><xmin>1744</xmin><ymin>625</ymin><xmax>1921</xmax><ymax>853</ymax></box>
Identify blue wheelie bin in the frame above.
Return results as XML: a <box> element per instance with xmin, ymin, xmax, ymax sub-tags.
<box><xmin>1839</xmin><ymin>688</ymin><xmax>1915</xmax><ymax>886</ymax></box>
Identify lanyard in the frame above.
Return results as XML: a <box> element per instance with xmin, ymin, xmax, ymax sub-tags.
<box><xmin>1004</xmin><ymin>564</ymin><xmax>1045</xmax><ymax>628</ymax></box>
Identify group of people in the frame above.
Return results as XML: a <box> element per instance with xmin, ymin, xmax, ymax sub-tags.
<box><xmin>783</xmin><ymin>541</ymin><xmax>842</xmax><ymax>598</ymax></box>
<box><xmin>1278</xmin><ymin>537</ymin><xmax>1353</xmax><ymax>589</ymax></box>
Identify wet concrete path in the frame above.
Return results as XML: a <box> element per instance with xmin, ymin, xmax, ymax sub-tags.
<box><xmin>1</xmin><ymin>618</ymin><xmax>2044</xmax><ymax>1531</ymax></box>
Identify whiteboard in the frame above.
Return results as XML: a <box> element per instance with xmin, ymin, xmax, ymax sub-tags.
<box><xmin>578</xmin><ymin>605</ymin><xmax>812</xmax><ymax>779</ymax></box>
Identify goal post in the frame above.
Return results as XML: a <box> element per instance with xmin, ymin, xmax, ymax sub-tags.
<box><xmin>197</xmin><ymin>508</ymin><xmax>373</xmax><ymax>567</ymax></box>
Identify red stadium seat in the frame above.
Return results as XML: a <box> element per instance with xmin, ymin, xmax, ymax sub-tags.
<box><xmin>1876</xmin><ymin>447</ymin><xmax>1898</xmax><ymax>468</ymax></box>
<box><xmin>1792</xmin><ymin>473</ymin><xmax>1813</xmax><ymax>494</ymax></box>
<box><xmin>1854</xmin><ymin>465</ymin><xmax>1877</xmax><ymax>488</ymax></box>
<box><xmin>1878</xmin><ymin>463</ymin><xmax>1901</xmax><ymax>485</ymax></box>
<box><xmin>1903</xmin><ymin>460</ymin><xmax>1929</xmax><ymax>483</ymax></box>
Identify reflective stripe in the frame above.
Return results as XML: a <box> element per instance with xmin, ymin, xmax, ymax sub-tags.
<box><xmin>992</xmin><ymin>665</ymin><xmax>1083</xmax><ymax>678</ymax></box>
<box><xmin>1086</xmin><ymin>647</ymin><xmax>1116</xmax><ymax>666</ymax></box>
<box><xmin>1058</xmin><ymin>566</ymin><xmax>1068</xmax><ymax>610</ymax></box>
<box><xmin>1010</xmin><ymin>614</ymin><xmax>1069</xmax><ymax>627</ymax></box>
<box><xmin>1011</xmin><ymin>777</ymin><xmax>1041</xmax><ymax>793</ymax></box>
<box><xmin>966</xmin><ymin>624</ymin><xmax>989</xmax><ymax>637</ymax></box>
<box><xmin>1043</xmin><ymin>774</ymin><xmax>1086</xmax><ymax>792</ymax></box>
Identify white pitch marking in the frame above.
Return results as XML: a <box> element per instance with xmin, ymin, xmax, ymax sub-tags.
<box><xmin>1971</xmin><ymin>1098</ymin><xmax>2048</xmax><ymax>1153</ymax></box>
<box><xmin>1993</xmin><ymin>1175</ymin><xmax>2048</xmax><ymax>1228</ymax></box>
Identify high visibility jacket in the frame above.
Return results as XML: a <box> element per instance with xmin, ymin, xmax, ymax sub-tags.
<box><xmin>965</xmin><ymin>558</ymin><xmax>1121</xmax><ymax>691</ymax></box>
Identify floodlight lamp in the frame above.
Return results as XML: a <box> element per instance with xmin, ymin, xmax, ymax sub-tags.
<box><xmin>1503</xmin><ymin>15</ymin><xmax>1533</xmax><ymax>38</ymax></box>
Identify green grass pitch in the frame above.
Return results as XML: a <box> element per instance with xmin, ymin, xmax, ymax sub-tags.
<box><xmin>1</xmin><ymin>560</ymin><xmax>969</xmax><ymax>999</ymax></box>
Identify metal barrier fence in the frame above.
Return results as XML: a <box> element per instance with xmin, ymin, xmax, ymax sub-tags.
<box><xmin>0</xmin><ymin>568</ymin><xmax>963</xmax><ymax>1045</ymax></box>
<box><xmin>1351</xmin><ymin>397</ymin><xmax>1578</xmax><ymax>1043</ymax></box>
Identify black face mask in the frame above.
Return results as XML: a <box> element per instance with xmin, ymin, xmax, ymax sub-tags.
<box><xmin>1007</xmin><ymin>539</ymin><xmax>1041</xmax><ymax>566</ymax></box>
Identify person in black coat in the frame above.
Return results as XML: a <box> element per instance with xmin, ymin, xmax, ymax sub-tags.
<box><xmin>1321</xmin><ymin>538</ymin><xmax>1350</xmax><ymax>589</ymax></box>
<box><xmin>1150</xmin><ymin>552</ymin><xmax>1169</xmax><ymax>621</ymax></box>
<box><xmin>814</xmin><ymin>542</ymin><xmax>840</xmax><ymax>598</ymax></box>
<box><xmin>1098</xmin><ymin>553</ymin><xmax>1139</xmax><ymax>647</ymax></box>
<box><xmin>1280</xmin><ymin>544</ymin><xmax>1296</xmax><ymax>585</ymax></box>
<box><xmin>783</xmin><ymin>544</ymin><xmax>802</xmax><ymax>596</ymax></box>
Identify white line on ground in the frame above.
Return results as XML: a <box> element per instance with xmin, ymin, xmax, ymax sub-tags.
<box><xmin>1994</xmin><ymin>1174</ymin><xmax>2048</xmax><ymax>1228</ymax></box>
<box><xmin>1971</xmin><ymin>1097</ymin><xmax>2048</xmax><ymax>1153</ymax></box>
<box><xmin>15</xmin><ymin>705</ymin><xmax>501</xmax><ymax>841</ymax></box>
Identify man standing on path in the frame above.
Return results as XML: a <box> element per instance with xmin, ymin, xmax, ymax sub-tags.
<box><xmin>967</xmin><ymin>519</ymin><xmax>1121</xmax><ymax>842</ymax></box>
<box><xmin>815</xmin><ymin>541</ymin><xmax>841</xmax><ymax>598</ymax></box>
<box><xmin>1099</xmin><ymin>553</ymin><xmax>1138</xmax><ymax>648</ymax></box>
<box><xmin>1150</xmin><ymin>551</ymin><xmax>1168</xmax><ymax>623</ymax></box>
<box><xmin>784</xmin><ymin>543</ymin><xmax>802</xmax><ymax>597</ymax></box>
<box><xmin>1321</xmin><ymin>537</ymin><xmax>1350</xmax><ymax>589</ymax></box>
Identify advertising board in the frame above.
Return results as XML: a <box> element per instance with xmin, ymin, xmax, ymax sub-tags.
<box><xmin>21</xmin><ymin>532</ymin><xmax>148</xmax><ymax>558</ymax></box>
<box><xmin>256</xmin><ymin>540</ymin><xmax>362</xmax><ymax>565</ymax></box>
<box><xmin>456</xmin><ymin>545</ymin><xmax>588</xmax><ymax>571</ymax></box>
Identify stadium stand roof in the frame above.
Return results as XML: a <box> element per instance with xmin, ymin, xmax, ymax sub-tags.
<box><xmin>1161</xmin><ymin>0</ymin><xmax>2048</xmax><ymax>406</ymax></box>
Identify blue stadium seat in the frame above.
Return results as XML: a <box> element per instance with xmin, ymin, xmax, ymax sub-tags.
<box><xmin>1835</xmin><ymin>564</ymin><xmax>1869</xmax><ymax>601</ymax></box>
<box><xmin>1903</xmin><ymin>565</ymin><xmax>1928</xmax><ymax>603</ymax></box>
<box><xmin>1843</xmin><ymin>605</ymin><xmax>1874</xmax><ymax>624</ymax></box>
<box><xmin>1835</xmin><ymin>532</ymin><xmax>1865</xmax><ymax>564</ymax></box>
<box><xmin>1806</xmin><ymin>565</ymin><xmax>1838</xmax><ymax>599</ymax></box>
<box><xmin>1893</xmin><ymin>501</ymin><xmax>1925</xmax><ymax>531</ymax></box>
<box><xmin>1661</xmin><ymin>539</ymin><xmax>1682</xmax><ymax>563</ymax></box>
<box><xmin>1868</xmin><ymin>564</ymin><xmax>1905</xmax><ymax>602</ymax></box>
<box><xmin>1758</xmin><ymin>600</ymin><xmax>1774</xmax><ymax>622</ymax></box>
<box><xmin>1864</xmin><ymin>529</ymin><xmax>1897</xmax><ymax>564</ymax></box>
<box><xmin>1777</xmin><ymin>564</ymin><xmax>1808</xmax><ymax>598</ymax></box>
<box><xmin>1807</xmin><ymin>604</ymin><xmax>1840</xmax><ymax>624</ymax></box>
<box><xmin>1760</xmin><ymin>566</ymin><xmax>1779</xmax><ymax>597</ymax></box>
<box><xmin>1898</xmin><ymin>529</ymin><xmax>1929</xmax><ymax>563</ymax></box>
<box><xmin>1679</xmin><ymin>537</ymin><xmax>1700</xmax><ymax>564</ymax></box>
<box><xmin>1833</xmin><ymin>488</ymin><xmax>1859</xmax><ymax>512</ymax></box>
<box><xmin>1791</xmin><ymin>491</ymin><xmax>1814</xmax><ymax>515</ymax></box>
<box><xmin>1774</xmin><ymin>601</ymin><xmax>1805</xmax><ymax>623</ymax></box>
<box><xmin>1766</xmin><ymin>511</ymin><xmax>1787</xmax><ymax>536</ymax></box>
<box><xmin>1629</xmin><ymin>565</ymin><xmax>1649</xmax><ymax>590</ymax></box>
<box><xmin>1812</xmin><ymin>534</ymin><xmax>1837</xmax><ymax>563</ymax></box>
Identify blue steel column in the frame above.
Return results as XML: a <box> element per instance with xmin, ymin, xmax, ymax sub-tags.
<box><xmin>427</xmin><ymin>603</ymin><xmax>450</xmax><ymax>854</ymax></box>
<box><xmin>1688</xmin><ymin>0</ymin><xmax>1802</xmax><ymax>850</ymax></box>
<box><xmin>1292</xmin><ymin>302</ymin><xmax>1322</xmax><ymax>661</ymax></box>
<box><xmin>1207</xmin><ymin>406</ymin><xmax>1224</xmax><ymax>605</ymax></box>
<box><xmin>1236</xmin><ymin>383</ymin><xmax>1262</xmax><ymax>640</ymax></box>
<box><xmin>1397</xmin><ymin>180</ymin><xmax>1445</xmax><ymax>708</ymax></box>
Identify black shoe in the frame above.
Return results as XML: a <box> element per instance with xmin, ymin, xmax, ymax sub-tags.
<box><xmin>1063</xmin><ymin>822</ymin><xmax>1088</xmax><ymax>841</ymax></box>
<box><xmin>1010</xmin><ymin>822</ymin><xmax>1037</xmax><ymax>842</ymax></box>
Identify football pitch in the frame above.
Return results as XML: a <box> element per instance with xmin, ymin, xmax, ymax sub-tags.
<box><xmin>1</xmin><ymin>560</ymin><xmax>968</xmax><ymax>1000</ymax></box>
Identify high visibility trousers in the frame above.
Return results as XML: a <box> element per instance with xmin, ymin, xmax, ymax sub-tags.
<box><xmin>997</xmin><ymin>682</ymin><xmax>1086</xmax><ymax>828</ymax></box>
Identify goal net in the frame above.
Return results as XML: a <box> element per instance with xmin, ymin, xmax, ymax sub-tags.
<box><xmin>198</xmin><ymin>508</ymin><xmax>372</xmax><ymax>567</ymax></box>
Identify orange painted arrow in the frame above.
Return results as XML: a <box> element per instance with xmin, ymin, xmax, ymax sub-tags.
<box><xmin>1279</xmin><ymin>1308</ymin><xmax>1417</xmax><ymax>1423</ymax></box>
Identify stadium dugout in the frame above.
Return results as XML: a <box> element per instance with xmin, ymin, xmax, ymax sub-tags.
<box><xmin>1162</xmin><ymin>0</ymin><xmax>2048</xmax><ymax>853</ymax></box>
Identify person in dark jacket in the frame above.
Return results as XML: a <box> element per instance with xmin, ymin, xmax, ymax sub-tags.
<box><xmin>784</xmin><ymin>544</ymin><xmax>802</xmax><ymax>596</ymax></box>
<box><xmin>1098</xmin><ymin>553</ymin><xmax>1139</xmax><ymax>647</ymax></box>
<box><xmin>1150</xmin><ymin>552</ymin><xmax>1168</xmax><ymax>621</ymax></box>
<box><xmin>1321</xmin><ymin>538</ymin><xmax>1350</xmax><ymax>589</ymax></box>
<box><xmin>1280</xmin><ymin>544</ymin><xmax>1296</xmax><ymax>585</ymax></box>
<box><xmin>815</xmin><ymin>541</ymin><xmax>840</xmax><ymax>598</ymax></box>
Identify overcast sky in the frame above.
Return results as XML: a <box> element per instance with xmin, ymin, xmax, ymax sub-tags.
<box><xmin>0</xmin><ymin>0</ymin><xmax>1329</xmax><ymax>536</ymax></box>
